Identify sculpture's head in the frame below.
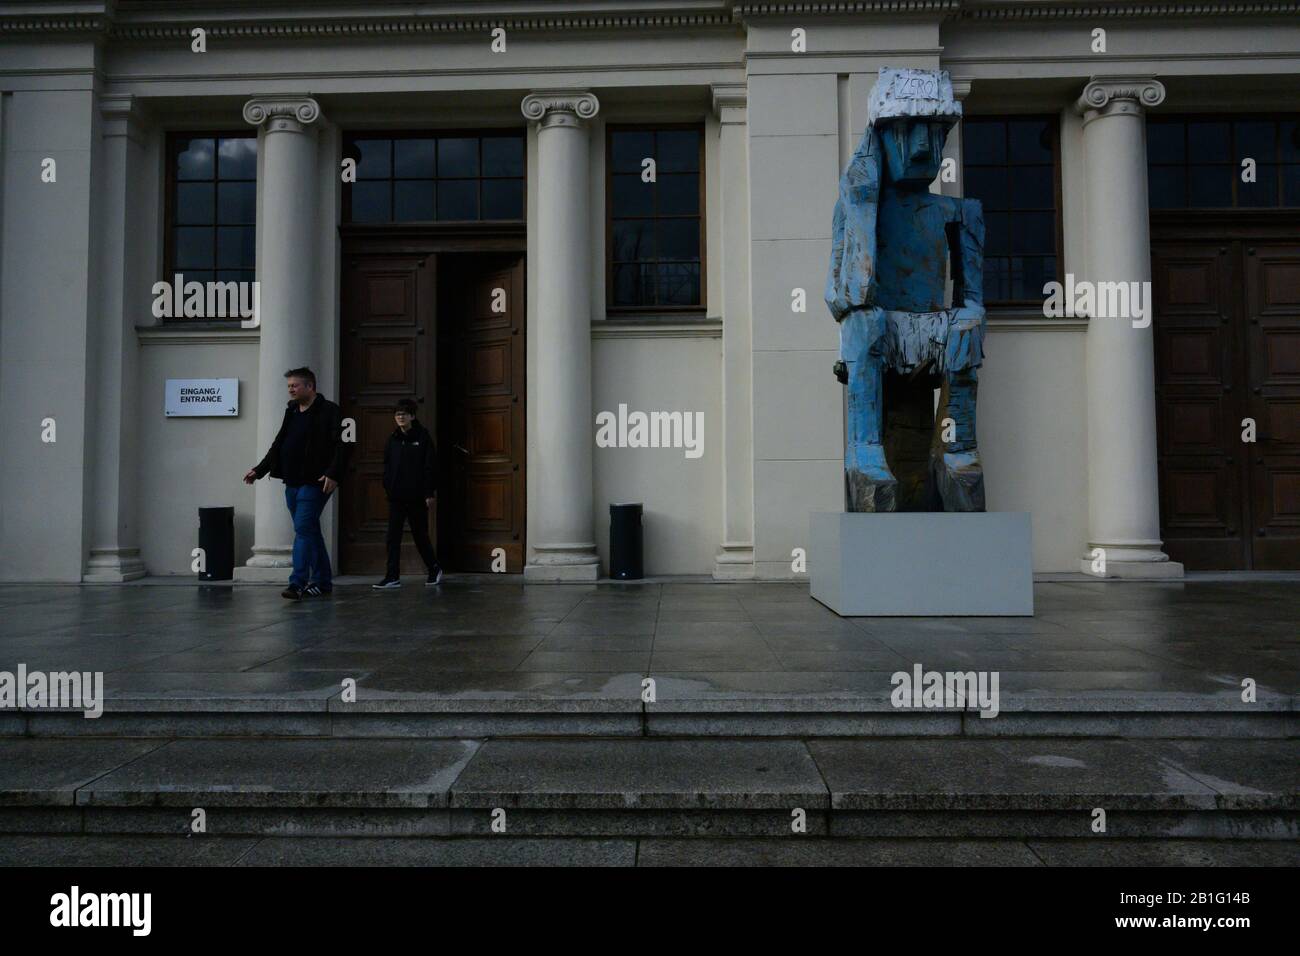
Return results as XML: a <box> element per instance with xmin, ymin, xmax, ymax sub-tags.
<box><xmin>865</xmin><ymin>67</ymin><xmax>961</xmax><ymax>189</ymax></box>
<box><xmin>879</xmin><ymin>119</ymin><xmax>949</xmax><ymax>186</ymax></box>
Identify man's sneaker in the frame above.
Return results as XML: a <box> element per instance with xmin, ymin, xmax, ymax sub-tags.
<box><xmin>426</xmin><ymin>567</ymin><xmax>444</xmax><ymax>586</ymax></box>
<box><xmin>372</xmin><ymin>577</ymin><xmax>401</xmax><ymax>589</ymax></box>
<box><xmin>281</xmin><ymin>585</ymin><xmax>304</xmax><ymax>600</ymax></box>
<box><xmin>303</xmin><ymin>584</ymin><xmax>332</xmax><ymax>597</ymax></box>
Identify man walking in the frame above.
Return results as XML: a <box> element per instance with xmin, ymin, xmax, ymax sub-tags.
<box><xmin>243</xmin><ymin>367</ymin><xmax>350</xmax><ymax>599</ymax></box>
<box><xmin>373</xmin><ymin>398</ymin><xmax>444</xmax><ymax>589</ymax></box>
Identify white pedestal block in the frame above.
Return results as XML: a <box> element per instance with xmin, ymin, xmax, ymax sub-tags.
<box><xmin>809</xmin><ymin>512</ymin><xmax>1034</xmax><ymax>616</ymax></box>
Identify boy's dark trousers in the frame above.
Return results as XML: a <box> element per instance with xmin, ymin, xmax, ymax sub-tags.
<box><xmin>385</xmin><ymin>497</ymin><xmax>438</xmax><ymax>578</ymax></box>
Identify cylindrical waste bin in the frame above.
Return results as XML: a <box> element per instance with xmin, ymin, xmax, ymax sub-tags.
<box><xmin>198</xmin><ymin>506</ymin><xmax>235</xmax><ymax>581</ymax></box>
<box><xmin>609</xmin><ymin>502</ymin><xmax>644</xmax><ymax>580</ymax></box>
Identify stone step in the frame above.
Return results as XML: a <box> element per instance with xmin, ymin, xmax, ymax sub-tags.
<box><xmin>1</xmin><ymin>737</ymin><xmax>1294</xmax><ymax>839</ymax></box>
<box><xmin>8</xmin><ymin>670</ymin><xmax>1296</xmax><ymax>738</ymax></box>
<box><xmin>3</xmin><ymin>834</ymin><xmax>1298</xmax><ymax>867</ymax></box>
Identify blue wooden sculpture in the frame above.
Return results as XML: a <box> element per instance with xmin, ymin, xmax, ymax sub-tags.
<box><xmin>825</xmin><ymin>68</ymin><xmax>987</xmax><ymax>513</ymax></box>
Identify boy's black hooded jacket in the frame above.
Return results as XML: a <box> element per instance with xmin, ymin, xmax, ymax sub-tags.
<box><xmin>253</xmin><ymin>394</ymin><xmax>350</xmax><ymax>485</ymax></box>
<box><xmin>383</xmin><ymin>420</ymin><xmax>438</xmax><ymax>500</ymax></box>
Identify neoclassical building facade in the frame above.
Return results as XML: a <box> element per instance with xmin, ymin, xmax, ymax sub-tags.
<box><xmin>1</xmin><ymin>0</ymin><xmax>1297</xmax><ymax>583</ymax></box>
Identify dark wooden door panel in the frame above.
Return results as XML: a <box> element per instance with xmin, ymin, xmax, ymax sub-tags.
<box><xmin>1245</xmin><ymin>243</ymin><xmax>1300</xmax><ymax>568</ymax></box>
<box><xmin>1152</xmin><ymin>241</ymin><xmax>1248</xmax><ymax>569</ymax></box>
<box><xmin>339</xmin><ymin>253</ymin><xmax>435</xmax><ymax>574</ymax></box>
<box><xmin>437</xmin><ymin>253</ymin><xmax>526</xmax><ymax>572</ymax></box>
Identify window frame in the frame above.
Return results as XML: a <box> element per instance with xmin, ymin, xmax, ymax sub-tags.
<box><xmin>340</xmin><ymin>128</ymin><xmax>528</xmax><ymax>225</ymax></box>
<box><xmin>1146</xmin><ymin>113</ymin><xmax>1300</xmax><ymax>211</ymax></box>
<box><xmin>605</xmin><ymin>121</ymin><xmax>707</xmax><ymax>315</ymax></box>
<box><xmin>163</xmin><ymin>130</ymin><xmax>259</xmax><ymax>317</ymax></box>
<box><xmin>959</xmin><ymin>114</ymin><xmax>1065</xmax><ymax>309</ymax></box>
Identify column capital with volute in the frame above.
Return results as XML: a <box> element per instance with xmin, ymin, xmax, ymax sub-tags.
<box><xmin>521</xmin><ymin>91</ymin><xmax>600</xmax><ymax>129</ymax></box>
<box><xmin>242</xmin><ymin>96</ymin><xmax>323</xmax><ymax>133</ymax></box>
<box><xmin>1075</xmin><ymin>77</ymin><xmax>1165</xmax><ymax>123</ymax></box>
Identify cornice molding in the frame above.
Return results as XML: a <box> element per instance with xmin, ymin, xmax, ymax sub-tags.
<box><xmin>1075</xmin><ymin>76</ymin><xmax>1166</xmax><ymax>120</ymax></box>
<box><xmin>4</xmin><ymin>1</ymin><xmax>1298</xmax><ymax>36</ymax></box>
<box><xmin>960</xmin><ymin>1</ymin><xmax>1300</xmax><ymax>19</ymax></box>
<box><xmin>521</xmin><ymin>91</ymin><xmax>600</xmax><ymax>128</ymax></box>
<box><xmin>242</xmin><ymin>96</ymin><xmax>323</xmax><ymax>131</ymax></box>
<box><xmin>0</xmin><ymin>16</ymin><xmax>106</xmax><ymax>35</ymax></box>
<box><xmin>734</xmin><ymin>1</ymin><xmax>957</xmax><ymax>14</ymax></box>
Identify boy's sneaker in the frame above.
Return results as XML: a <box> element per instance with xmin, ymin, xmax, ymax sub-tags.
<box><xmin>372</xmin><ymin>577</ymin><xmax>401</xmax><ymax>589</ymax></box>
<box><xmin>303</xmin><ymin>584</ymin><xmax>332</xmax><ymax>598</ymax></box>
<box><xmin>281</xmin><ymin>585</ymin><xmax>304</xmax><ymax>600</ymax></box>
<box><xmin>426</xmin><ymin>567</ymin><xmax>444</xmax><ymax>586</ymax></box>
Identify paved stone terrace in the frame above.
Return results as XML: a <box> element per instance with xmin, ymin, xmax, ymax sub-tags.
<box><xmin>0</xmin><ymin>578</ymin><xmax>1296</xmax><ymax>699</ymax></box>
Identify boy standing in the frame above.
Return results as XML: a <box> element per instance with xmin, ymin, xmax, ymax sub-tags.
<box><xmin>374</xmin><ymin>399</ymin><xmax>443</xmax><ymax>588</ymax></box>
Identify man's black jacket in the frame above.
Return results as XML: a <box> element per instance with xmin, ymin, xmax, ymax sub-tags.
<box><xmin>382</xmin><ymin>420</ymin><xmax>437</xmax><ymax>500</ymax></box>
<box><xmin>253</xmin><ymin>394</ymin><xmax>350</xmax><ymax>484</ymax></box>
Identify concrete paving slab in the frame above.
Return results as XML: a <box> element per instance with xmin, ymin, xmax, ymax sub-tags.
<box><xmin>450</xmin><ymin>738</ymin><xmax>828</xmax><ymax>810</ymax></box>
<box><xmin>1149</xmin><ymin>739</ymin><xmax>1299</xmax><ymax>809</ymax></box>
<box><xmin>989</xmin><ymin>671</ymin><xmax>1298</xmax><ymax>711</ymax></box>
<box><xmin>0</xmin><ymin>739</ymin><xmax>167</xmax><ymax>806</ymax></box>
<box><xmin>646</xmin><ymin>671</ymin><xmax>899</xmax><ymax>711</ymax></box>
<box><xmin>535</xmin><ymin>633</ymin><xmax>655</xmax><ymax>652</ymax></box>
<box><xmin>772</xmin><ymin>651</ymin><xmax>913</xmax><ymax>671</ymax></box>
<box><xmin>242</xmin><ymin>650</ymin><xmax>413</xmax><ymax>672</ymax></box>
<box><xmin>236</xmin><ymin>836</ymin><xmax>637</xmax><ymax>866</ymax></box>
<box><xmin>95</xmin><ymin>671</ymin><xmax>360</xmax><ymax>710</ymax></box>
<box><xmin>77</xmin><ymin>738</ymin><xmax>481</xmax><ymax>808</ymax></box>
<box><xmin>517</xmin><ymin>650</ymin><xmax>651</xmax><ymax>672</ymax></box>
<box><xmin>808</xmin><ymin>738</ymin><xmax>1222</xmax><ymax>810</ymax></box>
<box><xmin>340</xmin><ymin>671</ymin><xmax>646</xmax><ymax>712</ymax></box>
<box><xmin>650</xmin><ymin>651</ymin><xmax>785</xmax><ymax>672</ymax></box>
<box><xmin>1025</xmin><ymin>839</ymin><xmax>1300</xmax><ymax>866</ymax></box>
<box><xmin>0</xmin><ymin>834</ymin><xmax>260</xmax><ymax>866</ymax></box>
<box><xmin>638</xmin><ymin>838</ymin><xmax>1044</xmax><ymax>866</ymax></box>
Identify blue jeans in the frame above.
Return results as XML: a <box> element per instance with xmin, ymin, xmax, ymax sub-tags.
<box><xmin>284</xmin><ymin>483</ymin><xmax>332</xmax><ymax>589</ymax></box>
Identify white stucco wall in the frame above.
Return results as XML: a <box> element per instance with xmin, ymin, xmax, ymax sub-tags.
<box><xmin>981</xmin><ymin>328</ymin><xmax>1089</xmax><ymax>571</ymax></box>
<box><xmin>592</xmin><ymin>333</ymin><xmax>723</xmax><ymax>575</ymax></box>
<box><xmin>136</xmin><ymin>338</ymin><xmax>262</xmax><ymax>574</ymax></box>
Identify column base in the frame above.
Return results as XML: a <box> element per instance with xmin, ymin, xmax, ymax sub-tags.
<box><xmin>234</xmin><ymin>547</ymin><xmax>293</xmax><ymax>583</ymax></box>
<box><xmin>233</xmin><ymin>566</ymin><xmax>293</xmax><ymax>583</ymax></box>
<box><xmin>524</xmin><ymin>544</ymin><xmax>599</xmax><ymax>582</ymax></box>
<box><xmin>1079</xmin><ymin>542</ymin><xmax>1184</xmax><ymax>579</ymax></box>
<box><xmin>712</xmin><ymin>541</ymin><xmax>755</xmax><ymax>580</ymax></box>
<box><xmin>82</xmin><ymin>548</ymin><xmax>147</xmax><ymax>583</ymax></box>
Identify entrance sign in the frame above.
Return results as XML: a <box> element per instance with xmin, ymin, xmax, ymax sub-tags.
<box><xmin>165</xmin><ymin>379</ymin><xmax>239</xmax><ymax>417</ymax></box>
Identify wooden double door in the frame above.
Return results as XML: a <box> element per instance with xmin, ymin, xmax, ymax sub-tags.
<box><xmin>339</xmin><ymin>232</ymin><xmax>526</xmax><ymax>574</ymax></box>
<box><xmin>1152</xmin><ymin>217</ymin><xmax>1300</xmax><ymax>569</ymax></box>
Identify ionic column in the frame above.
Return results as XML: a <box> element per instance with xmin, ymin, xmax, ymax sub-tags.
<box><xmin>237</xmin><ymin>96</ymin><xmax>323</xmax><ymax>577</ymax></box>
<box><xmin>1075</xmin><ymin>77</ymin><xmax>1182</xmax><ymax>578</ymax></box>
<box><xmin>521</xmin><ymin>91</ymin><xmax>601</xmax><ymax>581</ymax></box>
<box><xmin>711</xmin><ymin>83</ymin><xmax>755</xmax><ymax>579</ymax></box>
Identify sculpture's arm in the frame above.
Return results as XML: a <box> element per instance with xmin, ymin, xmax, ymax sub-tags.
<box><xmin>824</xmin><ymin>130</ymin><xmax>881</xmax><ymax>322</ymax></box>
<box><xmin>954</xmin><ymin>197</ymin><xmax>986</xmax><ymax>314</ymax></box>
<box><xmin>938</xmin><ymin>196</ymin><xmax>988</xmax><ymax>375</ymax></box>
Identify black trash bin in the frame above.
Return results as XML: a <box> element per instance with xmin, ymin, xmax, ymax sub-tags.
<box><xmin>609</xmin><ymin>502</ymin><xmax>644</xmax><ymax>580</ymax></box>
<box><xmin>198</xmin><ymin>506</ymin><xmax>235</xmax><ymax>581</ymax></box>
